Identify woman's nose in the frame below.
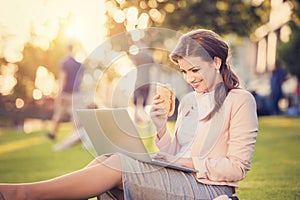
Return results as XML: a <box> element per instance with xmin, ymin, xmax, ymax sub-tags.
<box><xmin>186</xmin><ymin>72</ymin><xmax>195</xmax><ymax>83</ymax></box>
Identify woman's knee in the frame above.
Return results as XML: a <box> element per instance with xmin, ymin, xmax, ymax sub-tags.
<box><xmin>96</xmin><ymin>155</ymin><xmax>110</xmax><ymax>162</ymax></box>
<box><xmin>103</xmin><ymin>154</ymin><xmax>122</xmax><ymax>171</ymax></box>
<box><xmin>89</xmin><ymin>154</ymin><xmax>122</xmax><ymax>171</ymax></box>
<box><xmin>85</xmin><ymin>155</ymin><xmax>110</xmax><ymax>168</ymax></box>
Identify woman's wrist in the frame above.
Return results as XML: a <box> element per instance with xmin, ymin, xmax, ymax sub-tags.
<box><xmin>157</xmin><ymin>125</ymin><xmax>167</xmax><ymax>139</ymax></box>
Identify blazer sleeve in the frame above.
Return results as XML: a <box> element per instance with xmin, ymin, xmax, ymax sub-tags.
<box><xmin>155</xmin><ymin>95</ymin><xmax>186</xmax><ymax>154</ymax></box>
<box><xmin>192</xmin><ymin>91</ymin><xmax>258</xmax><ymax>182</ymax></box>
<box><xmin>154</xmin><ymin>129</ymin><xmax>172</xmax><ymax>151</ymax></box>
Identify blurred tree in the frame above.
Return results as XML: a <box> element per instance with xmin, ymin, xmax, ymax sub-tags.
<box><xmin>105</xmin><ymin>0</ymin><xmax>272</xmax><ymax>74</ymax></box>
<box><xmin>16</xmin><ymin>45</ymin><xmax>47</xmax><ymax>99</ymax></box>
<box><xmin>162</xmin><ymin>0</ymin><xmax>270</xmax><ymax>36</ymax></box>
<box><xmin>278</xmin><ymin>0</ymin><xmax>300</xmax><ymax>80</ymax></box>
<box><xmin>105</xmin><ymin>0</ymin><xmax>270</xmax><ymax>37</ymax></box>
<box><xmin>104</xmin><ymin>0</ymin><xmax>273</xmax><ymax>79</ymax></box>
<box><xmin>14</xmin><ymin>18</ymin><xmax>80</xmax><ymax>100</ymax></box>
<box><xmin>15</xmin><ymin>34</ymin><xmax>66</xmax><ymax>100</ymax></box>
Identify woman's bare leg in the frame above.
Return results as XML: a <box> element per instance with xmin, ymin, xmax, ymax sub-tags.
<box><xmin>84</xmin><ymin>155</ymin><xmax>110</xmax><ymax>168</ymax></box>
<box><xmin>0</xmin><ymin>154</ymin><xmax>122</xmax><ymax>200</ymax></box>
<box><xmin>85</xmin><ymin>155</ymin><xmax>124</xmax><ymax>200</ymax></box>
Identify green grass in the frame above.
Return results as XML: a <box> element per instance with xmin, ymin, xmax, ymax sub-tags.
<box><xmin>0</xmin><ymin>123</ymin><xmax>93</xmax><ymax>183</ymax></box>
<box><xmin>236</xmin><ymin>116</ymin><xmax>300</xmax><ymax>199</ymax></box>
<box><xmin>0</xmin><ymin>117</ymin><xmax>300</xmax><ymax>199</ymax></box>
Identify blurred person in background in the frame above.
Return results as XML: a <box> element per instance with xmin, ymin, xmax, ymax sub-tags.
<box><xmin>46</xmin><ymin>44</ymin><xmax>84</xmax><ymax>140</ymax></box>
<box><xmin>130</xmin><ymin>51</ymin><xmax>154</xmax><ymax>123</ymax></box>
<box><xmin>250</xmin><ymin>90</ymin><xmax>270</xmax><ymax>116</ymax></box>
<box><xmin>269</xmin><ymin>60</ymin><xmax>287</xmax><ymax>115</ymax></box>
<box><xmin>52</xmin><ymin>103</ymin><xmax>97</xmax><ymax>151</ymax></box>
<box><xmin>295</xmin><ymin>81</ymin><xmax>300</xmax><ymax>114</ymax></box>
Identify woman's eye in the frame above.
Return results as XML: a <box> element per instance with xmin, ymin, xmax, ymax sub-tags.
<box><xmin>180</xmin><ymin>70</ymin><xmax>186</xmax><ymax>74</ymax></box>
<box><xmin>192</xmin><ymin>68</ymin><xmax>200</xmax><ymax>73</ymax></box>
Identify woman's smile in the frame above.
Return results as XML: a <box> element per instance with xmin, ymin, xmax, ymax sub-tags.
<box><xmin>190</xmin><ymin>80</ymin><xmax>202</xmax><ymax>89</ymax></box>
<box><xmin>178</xmin><ymin>56</ymin><xmax>222</xmax><ymax>93</ymax></box>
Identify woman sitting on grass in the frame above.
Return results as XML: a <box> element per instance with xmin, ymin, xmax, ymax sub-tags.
<box><xmin>0</xmin><ymin>29</ymin><xmax>258</xmax><ymax>200</ymax></box>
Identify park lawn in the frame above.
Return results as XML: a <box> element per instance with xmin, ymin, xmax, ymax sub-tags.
<box><xmin>0</xmin><ymin>123</ymin><xmax>94</xmax><ymax>182</ymax></box>
<box><xmin>0</xmin><ymin>117</ymin><xmax>300</xmax><ymax>199</ymax></box>
<box><xmin>236</xmin><ymin>116</ymin><xmax>300</xmax><ymax>199</ymax></box>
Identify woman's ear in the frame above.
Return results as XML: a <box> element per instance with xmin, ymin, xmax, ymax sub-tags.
<box><xmin>213</xmin><ymin>56</ymin><xmax>222</xmax><ymax>70</ymax></box>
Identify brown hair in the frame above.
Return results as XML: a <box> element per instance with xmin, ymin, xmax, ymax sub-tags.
<box><xmin>170</xmin><ymin>29</ymin><xmax>240</xmax><ymax>115</ymax></box>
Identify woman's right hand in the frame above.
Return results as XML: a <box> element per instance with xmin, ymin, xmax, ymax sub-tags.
<box><xmin>150</xmin><ymin>94</ymin><xmax>168</xmax><ymax>137</ymax></box>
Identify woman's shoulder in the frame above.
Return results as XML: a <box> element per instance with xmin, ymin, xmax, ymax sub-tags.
<box><xmin>228</xmin><ymin>88</ymin><xmax>255</xmax><ymax>102</ymax></box>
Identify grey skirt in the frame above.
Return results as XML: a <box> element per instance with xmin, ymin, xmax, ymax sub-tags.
<box><xmin>97</xmin><ymin>154</ymin><xmax>234</xmax><ymax>200</ymax></box>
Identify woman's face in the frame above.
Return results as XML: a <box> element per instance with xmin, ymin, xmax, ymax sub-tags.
<box><xmin>178</xmin><ymin>56</ymin><xmax>222</xmax><ymax>94</ymax></box>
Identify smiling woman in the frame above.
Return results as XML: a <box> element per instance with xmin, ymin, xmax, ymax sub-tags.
<box><xmin>0</xmin><ymin>28</ymin><xmax>258</xmax><ymax>200</ymax></box>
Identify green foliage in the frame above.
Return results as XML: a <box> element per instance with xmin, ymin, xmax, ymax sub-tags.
<box><xmin>161</xmin><ymin>0</ymin><xmax>270</xmax><ymax>36</ymax></box>
<box><xmin>278</xmin><ymin>28</ymin><xmax>300</xmax><ymax>79</ymax></box>
<box><xmin>107</xmin><ymin>0</ymin><xmax>270</xmax><ymax>37</ymax></box>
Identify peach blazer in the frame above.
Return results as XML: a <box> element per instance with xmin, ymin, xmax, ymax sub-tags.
<box><xmin>155</xmin><ymin>89</ymin><xmax>258</xmax><ymax>188</ymax></box>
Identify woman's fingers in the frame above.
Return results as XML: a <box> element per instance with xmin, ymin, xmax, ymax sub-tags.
<box><xmin>150</xmin><ymin>105</ymin><xmax>165</xmax><ymax>112</ymax></box>
<box><xmin>153</xmin><ymin>94</ymin><xmax>160</xmax><ymax>100</ymax></box>
<box><xmin>150</xmin><ymin>105</ymin><xmax>167</xmax><ymax>116</ymax></box>
<box><xmin>152</xmin><ymin>152</ymin><xmax>167</xmax><ymax>161</ymax></box>
<box><xmin>152</xmin><ymin>94</ymin><xmax>165</xmax><ymax>104</ymax></box>
<box><xmin>152</xmin><ymin>152</ymin><xmax>177</xmax><ymax>163</ymax></box>
<box><xmin>153</xmin><ymin>98</ymin><xmax>164</xmax><ymax>105</ymax></box>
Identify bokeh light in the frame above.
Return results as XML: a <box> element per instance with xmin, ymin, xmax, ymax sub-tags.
<box><xmin>0</xmin><ymin>63</ymin><xmax>18</xmax><ymax>95</ymax></box>
<box><xmin>33</xmin><ymin>89</ymin><xmax>43</xmax><ymax>100</ymax></box>
<box><xmin>113</xmin><ymin>9</ymin><xmax>126</xmax><ymax>23</ymax></box>
<box><xmin>0</xmin><ymin>0</ymin><xmax>107</xmax><ymax>63</ymax></box>
<box><xmin>280</xmin><ymin>24</ymin><xmax>292</xmax><ymax>43</ymax></box>
<box><xmin>34</xmin><ymin>66</ymin><xmax>57</xmax><ymax>97</ymax></box>
<box><xmin>15</xmin><ymin>98</ymin><xmax>25</xmax><ymax>109</ymax></box>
